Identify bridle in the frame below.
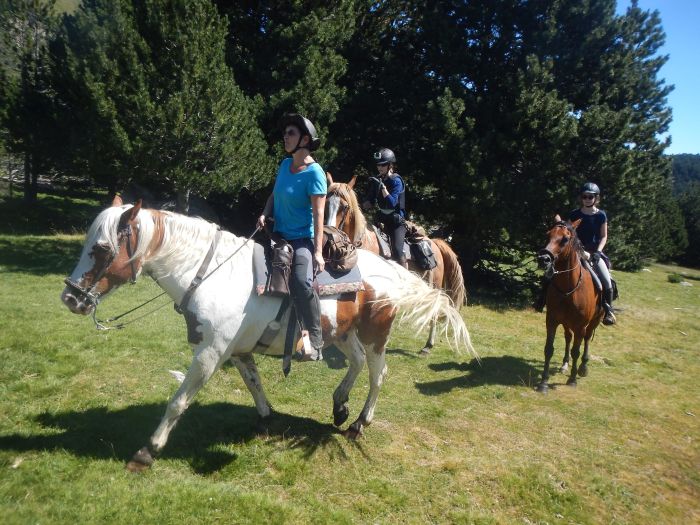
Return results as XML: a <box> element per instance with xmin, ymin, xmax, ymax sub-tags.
<box><xmin>327</xmin><ymin>190</ymin><xmax>351</xmax><ymax>231</ymax></box>
<box><xmin>539</xmin><ymin>222</ymin><xmax>583</xmax><ymax>297</ymax></box>
<box><xmin>63</xmin><ymin>223</ymin><xmax>138</xmax><ymax>309</ymax></box>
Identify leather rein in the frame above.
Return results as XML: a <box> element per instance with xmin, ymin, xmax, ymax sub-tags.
<box><xmin>541</xmin><ymin>222</ymin><xmax>584</xmax><ymax>297</ymax></box>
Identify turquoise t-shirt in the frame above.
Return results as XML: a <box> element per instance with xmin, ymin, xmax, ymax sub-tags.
<box><xmin>273</xmin><ymin>158</ymin><xmax>327</xmax><ymax>240</ymax></box>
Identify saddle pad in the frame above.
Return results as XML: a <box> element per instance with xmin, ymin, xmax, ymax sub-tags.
<box><xmin>253</xmin><ymin>241</ymin><xmax>364</xmax><ymax>297</ymax></box>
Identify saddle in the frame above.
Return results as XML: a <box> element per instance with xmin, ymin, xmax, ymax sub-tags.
<box><xmin>374</xmin><ymin>219</ymin><xmax>437</xmax><ymax>271</ymax></box>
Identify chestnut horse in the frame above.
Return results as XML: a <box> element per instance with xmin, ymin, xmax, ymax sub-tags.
<box><xmin>61</xmin><ymin>197</ymin><xmax>474</xmax><ymax>470</ymax></box>
<box><xmin>325</xmin><ymin>173</ymin><xmax>466</xmax><ymax>354</ymax></box>
<box><xmin>535</xmin><ymin>216</ymin><xmax>604</xmax><ymax>393</ymax></box>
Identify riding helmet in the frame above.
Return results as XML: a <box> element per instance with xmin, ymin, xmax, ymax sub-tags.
<box><xmin>279</xmin><ymin>113</ymin><xmax>321</xmax><ymax>151</ymax></box>
<box><xmin>373</xmin><ymin>148</ymin><xmax>396</xmax><ymax>165</ymax></box>
<box><xmin>580</xmin><ymin>182</ymin><xmax>601</xmax><ymax>195</ymax></box>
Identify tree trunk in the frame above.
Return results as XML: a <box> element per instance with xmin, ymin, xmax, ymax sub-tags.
<box><xmin>176</xmin><ymin>188</ymin><xmax>191</xmax><ymax>215</ymax></box>
<box><xmin>23</xmin><ymin>152</ymin><xmax>36</xmax><ymax>204</ymax></box>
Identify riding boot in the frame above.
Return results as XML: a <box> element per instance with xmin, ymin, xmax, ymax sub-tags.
<box><xmin>534</xmin><ymin>279</ymin><xmax>550</xmax><ymax>312</ymax></box>
<box><xmin>294</xmin><ymin>290</ymin><xmax>324</xmax><ymax>361</ymax></box>
<box><xmin>602</xmin><ymin>288</ymin><xmax>616</xmax><ymax>326</ymax></box>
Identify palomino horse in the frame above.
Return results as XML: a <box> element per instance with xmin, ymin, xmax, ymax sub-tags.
<box><xmin>325</xmin><ymin>173</ymin><xmax>466</xmax><ymax>354</ymax></box>
<box><xmin>61</xmin><ymin>197</ymin><xmax>474</xmax><ymax>470</ymax></box>
<box><xmin>535</xmin><ymin>215</ymin><xmax>604</xmax><ymax>393</ymax></box>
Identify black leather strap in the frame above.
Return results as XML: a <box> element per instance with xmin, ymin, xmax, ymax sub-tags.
<box><xmin>175</xmin><ymin>229</ymin><xmax>222</xmax><ymax>315</ymax></box>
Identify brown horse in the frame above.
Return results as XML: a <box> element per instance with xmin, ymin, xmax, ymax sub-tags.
<box><xmin>325</xmin><ymin>173</ymin><xmax>466</xmax><ymax>354</ymax></box>
<box><xmin>535</xmin><ymin>215</ymin><xmax>604</xmax><ymax>393</ymax></box>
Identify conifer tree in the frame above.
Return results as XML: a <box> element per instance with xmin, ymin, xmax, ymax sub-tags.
<box><xmin>49</xmin><ymin>0</ymin><xmax>272</xmax><ymax>210</ymax></box>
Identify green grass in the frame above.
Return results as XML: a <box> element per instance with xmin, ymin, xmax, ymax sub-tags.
<box><xmin>1</xmin><ymin>226</ymin><xmax>699</xmax><ymax>523</ymax></box>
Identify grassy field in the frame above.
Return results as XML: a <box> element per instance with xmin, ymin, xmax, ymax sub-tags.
<box><xmin>0</xmin><ymin>195</ymin><xmax>698</xmax><ymax>524</ymax></box>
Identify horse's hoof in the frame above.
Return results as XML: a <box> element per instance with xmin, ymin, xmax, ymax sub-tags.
<box><xmin>559</xmin><ymin>364</ymin><xmax>569</xmax><ymax>374</ymax></box>
<box><xmin>342</xmin><ymin>425</ymin><xmax>363</xmax><ymax>440</ymax></box>
<box><xmin>333</xmin><ymin>404</ymin><xmax>349</xmax><ymax>427</ymax></box>
<box><xmin>536</xmin><ymin>383</ymin><xmax>549</xmax><ymax>394</ymax></box>
<box><xmin>578</xmin><ymin>365</ymin><xmax>588</xmax><ymax>377</ymax></box>
<box><xmin>126</xmin><ymin>446</ymin><xmax>154</xmax><ymax>472</ymax></box>
<box><xmin>256</xmin><ymin>415</ymin><xmax>272</xmax><ymax>436</ymax></box>
<box><xmin>419</xmin><ymin>347</ymin><xmax>431</xmax><ymax>356</ymax></box>
<box><xmin>566</xmin><ymin>379</ymin><xmax>577</xmax><ymax>387</ymax></box>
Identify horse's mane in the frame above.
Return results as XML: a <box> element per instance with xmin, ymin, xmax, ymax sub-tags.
<box><xmin>90</xmin><ymin>205</ymin><xmax>243</xmax><ymax>276</ymax></box>
<box><xmin>328</xmin><ymin>181</ymin><xmax>367</xmax><ymax>242</ymax></box>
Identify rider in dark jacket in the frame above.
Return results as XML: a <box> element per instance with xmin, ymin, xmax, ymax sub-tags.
<box><xmin>362</xmin><ymin>148</ymin><xmax>408</xmax><ymax>267</ymax></box>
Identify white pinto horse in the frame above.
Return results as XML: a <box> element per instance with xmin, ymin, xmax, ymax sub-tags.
<box><xmin>61</xmin><ymin>197</ymin><xmax>474</xmax><ymax>471</ymax></box>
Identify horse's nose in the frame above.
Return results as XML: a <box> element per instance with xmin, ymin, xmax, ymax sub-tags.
<box><xmin>61</xmin><ymin>289</ymin><xmax>93</xmax><ymax>315</ymax></box>
<box><xmin>537</xmin><ymin>253</ymin><xmax>552</xmax><ymax>269</ymax></box>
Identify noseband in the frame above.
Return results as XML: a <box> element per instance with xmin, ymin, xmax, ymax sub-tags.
<box><xmin>64</xmin><ymin>223</ymin><xmax>138</xmax><ymax>307</ymax></box>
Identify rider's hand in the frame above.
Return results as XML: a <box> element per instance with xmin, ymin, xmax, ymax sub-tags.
<box><xmin>368</xmin><ymin>176</ymin><xmax>381</xmax><ymax>186</ymax></box>
<box><xmin>256</xmin><ymin>215</ymin><xmax>266</xmax><ymax>230</ymax></box>
<box><xmin>591</xmin><ymin>251</ymin><xmax>601</xmax><ymax>265</ymax></box>
<box><xmin>314</xmin><ymin>251</ymin><xmax>325</xmax><ymax>274</ymax></box>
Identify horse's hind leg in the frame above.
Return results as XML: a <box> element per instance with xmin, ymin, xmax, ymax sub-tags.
<box><xmin>345</xmin><ymin>342</ymin><xmax>388</xmax><ymax>439</ymax></box>
<box><xmin>230</xmin><ymin>353</ymin><xmax>272</xmax><ymax>428</ymax></box>
<box><xmin>560</xmin><ymin>328</ymin><xmax>572</xmax><ymax>374</ymax></box>
<box><xmin>333</xmin><ymin>331</ymin><xmax>366</xmax><ymax>427</ymax></box>
<box><xmin>127</xmin><ymin>344</ymin><xmax>223</xmax><ymax>471</ymax></box>
<box><xmin>419</xmin><ymin>320</ymin><xmax>436</xmax><ymax>355</ymax></box>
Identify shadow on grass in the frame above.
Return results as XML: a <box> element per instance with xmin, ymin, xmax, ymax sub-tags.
<box><xmin>0</xmin><ymin>192</ymin><xmax>104</xmax><ymax>235</ymax></box>
<box><xmin>0</xmin><ymin>402</ymin><xmax>355</xmax><ymax>474</ymax></box>
<box><xmin>0</xmin><ymin>236</ymin><xmax>84</xmax><ymax>275</ymax></box>
<box><xmin>415</xmin><ymin>355</ymin><xmax>542</xmax><ymax>394</ymax></box>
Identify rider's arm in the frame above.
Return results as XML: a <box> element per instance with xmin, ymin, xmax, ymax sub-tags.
<box><xmin>257</xmin><ymin>194</ymin><xmax>273</xmax><ymax>229</ymax></box>
<box><xmin>597</xmin><ymin>221</ymin><xmax>608</xmax><ymax>253</ymax></box>
<box><xmin>311</xmin><ymin>194</ymin><xmax>326</xmax><ymax>273</ymax></box>
<box><xmin>382</xmin><ymin>178</ymin><xmax>402</xmax><ymax>208</ymax></box>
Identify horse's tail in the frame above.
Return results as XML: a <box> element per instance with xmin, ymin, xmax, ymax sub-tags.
<box><xmin>432</xmin><ymin>238</ymin><xmax>467</xmax><ymax>307</ymax></box>
<box><xmin>379</xmin><ymin>261</ymin><xmax>475</xmax><ymax>358</ymax></box>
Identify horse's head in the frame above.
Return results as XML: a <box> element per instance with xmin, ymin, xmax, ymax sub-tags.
<box><xmin>61</xmin><ymin>196</ymin><xmax>144</xmax><ymax>315</ymax></box>
<box><xmin>324</xmin><ymin>172</ymin><xmax>364</xmax><ymax>238</ymax></box>
<box><xmin>537</xmin><ymin>215</ymin><xmax>582</xmax><ymax>275</ymax></box>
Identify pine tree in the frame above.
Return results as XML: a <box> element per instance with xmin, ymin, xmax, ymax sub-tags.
<box><xmin>49</xmin><ymin>0</ymin><xmax>272</xmax><ymax>210</ymax></box>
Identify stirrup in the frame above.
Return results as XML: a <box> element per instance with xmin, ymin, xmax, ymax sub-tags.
<box><xmin>602</xmin><ymin>312</ymin><xmax>616</xmax><ymax>326</ymax></box>
<box><xmin>293</xmin><ymin>332</ymin><xmax>323</xmax><ymax>362</ymax></box>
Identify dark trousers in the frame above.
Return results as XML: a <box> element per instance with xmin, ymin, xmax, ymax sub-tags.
<box><xmin>377</xmin><ymin>212</ymin><xmax>407</xmax><ymax>264</ymax></box>
<box><xmin>288</xmin><ymin>238</ymin><xmax>323</xmax><ymax>348</ymax></box>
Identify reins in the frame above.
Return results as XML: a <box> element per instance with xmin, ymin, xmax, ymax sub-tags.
<box><xmin>92</xmin><ymin>225</ymin><xmax>261</xmax><ymax>330</ymax></box>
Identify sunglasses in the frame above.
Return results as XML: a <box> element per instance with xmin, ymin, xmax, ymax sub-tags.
<box><xmin>581</xmin><ymin>194</ymin><xmax>596</xmax><ymax>200</ymax></box>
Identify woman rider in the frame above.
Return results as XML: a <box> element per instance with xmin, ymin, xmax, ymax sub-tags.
<box><xmin>570</xmin><ymin>182</ymin><xmax>616</xmax><ymax>325</ymax></box>
<box><xmin>257</xmin><ymin>113</ymin><xmax>327</xmax><ymax>361</ymax></box>
<box><xmin>535</xmin><ymin>182</ymin><xmax>616</xmax><ymax>326</ymax></box>
<box><xmin>361</xmin><ymin>148</ymin><xmax>408</xmax><ymax>268</ymax></box>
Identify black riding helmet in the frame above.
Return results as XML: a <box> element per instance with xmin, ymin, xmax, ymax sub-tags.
<box><xmin>580</xmin><ymin>182</ymin><xmax>601</xmax><ymax>195</ymax></box>
<box><xmin>373</xmin><ymin>148</ymin><xmax>396</xmax><ymax>165</ymax></box>
<box><xmin>279</xmin><ymin>113</ymin><xmax>321</xmax><ymax>152</ymax></box>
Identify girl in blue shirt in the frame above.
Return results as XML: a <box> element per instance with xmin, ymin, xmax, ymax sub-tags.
<box><xmin>257</xmin><ymin>114</ymin><xmax>327</xmax><ymax>360</ymax></box>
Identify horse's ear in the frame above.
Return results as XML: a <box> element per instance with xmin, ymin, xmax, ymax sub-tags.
<box><xmin>326</xmin><ymin>172</ymin><xmax>333</xmax><ymax>186</ymax></box>
<box><xmin>554</xmin><ymin>214</ymin><xmax>562</xmax><ymax>223</ymax></box>
<box><xmin>111</xmin><ymin>194</ymin><xmax>123</xmax><ymax>207</ymax></box>
<box><xmin>119</xmin><ymin>199</ymin><xmax>142</xmax><ymax>226</ymax></box>
<box><xmin>348</xmin><ymin>173</ymin><xmax>357</xmax><ymax>189</ymax></box>
<box><xmin>571</xmin><ymin>218</ymin><xmax>582</xmax><ymax>230</ymax></box>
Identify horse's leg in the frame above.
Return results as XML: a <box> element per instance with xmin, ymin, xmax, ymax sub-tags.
<box><xmin>560</xmin><ymin>328</ymin><xmax>572</xmax><ymax>374</ymax></box>
<box><xmin>345</xmin><ymin>341</ymin><xmax>388</xmax><ymax>439</ymax></box>
<box><xmin>578</xmin><ymin>326</ymin><xmax>595</xmax><ymax>378</ymax></box>
<box><xmin>537</xmin><ymin>320</ymin><xmax>557</xmax><ymax>393</ymax></box>
<box><xmin>419</xmin><ymin>319</ymin><xmax>436</xmax><ymax>355</ymax></box>
<box><xmin>127</xmin><ymin>344</ymin><xmax>223</xmax><ymax>471</ymax></box>
<box><xmin>566</xmin><ymin>332</ymin><xmax>584</xmax><ymax>386</ymax></box>
<box><xmin>332</xmin><ymin>330</ymin><xmax>366</xmax><ymax>427</ymax></box>
<box><xmin>230</xmin><ymin>353</ymin><xmax>272</xmax><ymax>430</ymax></box>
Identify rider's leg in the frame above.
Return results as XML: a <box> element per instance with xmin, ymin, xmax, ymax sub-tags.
<box><xmin>594</xmin><ymin>257</ymin><xmax>616</xmax><ymax>325</ymax></box>
<box><xmin>289</xmin><ymin>238</ymin><xmax>324</xmax><ymax>359</ymax></box>
<box><xmin>390</xmin><ymin>220</ymin><xmax>408</xmax><ymax>268</ymax></box>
